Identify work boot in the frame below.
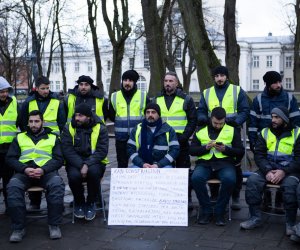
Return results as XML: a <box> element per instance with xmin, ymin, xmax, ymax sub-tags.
<box><xmin>9</xmin><ymin>229</ymin><xmax>26</xmax><ymax>243</ymax></box>
<box><xmin>49</xmin><ymin>225</ymin><xmax>62</xmax><ymax>239</ymax></box>
<box><xmin>290</xmin><ymin>234</ymin><xmax>300</xmax><ymax>243</ymax></box>
<box><xmin>197</xmin><ymin>213</ymin><xmax>212</xmax><ymax>225</ymax></box>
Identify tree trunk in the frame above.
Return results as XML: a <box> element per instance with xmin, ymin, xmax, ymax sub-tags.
<box><xmin>102</xmin><ymin>0</ymin><xmax>131</xmax><ymax>97</ymax></box>
<box><xmin>141</xmin><ymin>0</ymin><xmax>171</xmax><ymax>97</ymax></box>
<box><xmin>294</xmin><ymin>0</ymin><xmax>300</xmax><ymax>91</ymax></box>
<box><xmin>177</xmin><ymin>0</ymin><xmax>220</xmax><ymax>91</ymax></box>
<box><xmin>224</xmin><ymin>0</ymin><xmax>240</xmax><ymax>85</ymax></box>
<box><xmin>87</xmin><ymin>0</ymin><xmax>104</xmax><ymax>94</ymax></box>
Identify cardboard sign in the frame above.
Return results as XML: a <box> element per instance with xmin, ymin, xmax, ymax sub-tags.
<box><xmin>108</xmin><ymin>168</ymin><xmax>188</xmax><ymax>226</ymax></box>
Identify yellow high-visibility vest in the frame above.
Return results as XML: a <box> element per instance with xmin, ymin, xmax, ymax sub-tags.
<box><xmin>156</xmin><ymin>96</ymin><xmax>187</xmax><ymax>133</ymax></box>
<box><xmin>196</xmin><ymin>124</ymin><xmax>234</xmax><ymax>160</ymax></box>
<box><xmin>0</xmin><ymin>96</ymin><xmax>18</xmax><ymax>143</ymax></box>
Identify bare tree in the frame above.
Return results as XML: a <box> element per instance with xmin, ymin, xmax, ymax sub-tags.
<box><xmin>224</xmin><ymin>0</ymin><xmax>240</xmax><ymax>85</ymax></box>
<box><xmin>177</xmin><ymin>0</ymin><xmax>220</xmax><ymax>91</ymax></box>
<box><xmin>87</xmin><ymin>0</ymin><xmax>104</xmax><ymax>93</ymax></box>
<box><xmin>102</xmin><ymin>0</ymin><xmax>131</xmax><ymax>96</ymax></box>
<box><xmin>141</xmin><ymin>0</ymin><xmax>171</xmax><ymax>96</ymax></box>
<box><xmin>293</xmin><ymin>0</ymin><xmax>300</xmax><ymax>91</ymax></box>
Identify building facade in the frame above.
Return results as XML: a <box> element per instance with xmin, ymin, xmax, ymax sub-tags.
<box><xmin>42</xmin><ymin>33</ymin><xmax>295</xmax><ymax>95</ymax></box>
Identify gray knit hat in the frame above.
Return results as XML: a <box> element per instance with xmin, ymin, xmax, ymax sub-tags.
<box><xmin>271</xmin><ymin>106</ymin><xmax>289</xmax><ymax>124</ymax></box>
<box><xmin>0</xmin><ymin>76</ymin><xmax>13</xmax><ymax>93</ymax></box>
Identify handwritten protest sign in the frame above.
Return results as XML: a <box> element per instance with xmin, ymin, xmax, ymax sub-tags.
<box><xmin>108</xmin><ymin>168</ymin><xmax>188</xmax><ymax>226</ymax></box>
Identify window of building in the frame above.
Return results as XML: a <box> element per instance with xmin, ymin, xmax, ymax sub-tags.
<box><xmin>54</xmin><ymin>62</ymin><xmax>60</xmax><ymax>73</ymax></box>
<box><xmin>253</xmin><ymin>56</ymin><xmax>259</xmax><ymax>68</ymax></box>
<box><xmin>129</xmin><ymin>58</ymin><xmax>134</xmax><ymax>69</ymax></box>
<box><xmin>107</xmin><ymin>60</ymin><xmax>111</xmax><ymax>71</ymax></box>
<box><xmin>50</xmin><ymin>81</ymin><xmax>54</xmax><ymax>91</ymax></box>
<box><xmin>88</xmin><ymin>62</ymin><xmax>93</xmax><ymax>72</ymax></box>
<box><xmin>74</xmin><ymin>62</ymin><xmax>79</xmax><ymax>72</ymax></box>
<box><xmin>50</xmin><ymin>63</ymin><xmax>53</xmax><ymax>73</ymax></box>
<box><xmin>137</xmin><ymin>75</ymin><xmax>147</xmax><ymax>92</ymax></box>
<box><xmin>64</xmin><ymin>62</ymin><xmax>67</xmax><ymax>72</ymax></box>
<box><xmin>55</xmin><ymin>81</ymin><xmax>60</xmax><ymax>91</ymax></box>
<box><xmin>175</xmin><ymin>44</ymin><xmax>182</xmax><ymax>67</ymax></box>
<box><xmin>42</xmin><ymin>63</ymin><xmax>47</xmax><ymax>74</ymax></box>
<box><xmin>144</xmin><ymin>42</ymin><xmax>149</xmax><ymax>68</ymax></box>
<box><xmin>106</xmin><ymin>78</ymin><xmax>110</xmax><ymax>94</ymax></box>
<box><xmin>266</xmin><ymin>56</ymin><xmax>272</xmax><ymax>67</ymax></box>
<box><xmin>285</xmin><ymin>78</ymin><xmax>292</xmax><ymax>89</ymax></box>
<box><xmin>252</xmin><ymin>79</ymin><xmax>259</xmax><ymax>90</ymax></box>
<box><xmin>286</xmin><ymin>56</ymin><xmax>292</xmax><ymax>68</ymax></box>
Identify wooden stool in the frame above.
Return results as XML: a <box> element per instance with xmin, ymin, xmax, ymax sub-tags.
<box><xmin>26</xmin><ymin>186</ymin><xmax>47</xmax><ymax>218</ymax></box>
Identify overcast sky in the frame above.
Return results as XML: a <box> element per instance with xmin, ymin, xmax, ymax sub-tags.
<box><xmin>75</xmin><ymin>0</ymin><xmax>293</xmax><ymax>39</ymax></box>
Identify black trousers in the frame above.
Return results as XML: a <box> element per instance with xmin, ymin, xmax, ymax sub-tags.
<box><xmin>115</xmin><ymin>140</ymin><xmax>129</xmax><ymax>168</ymax></box>
<box><xmin>7</xmin><ymin>172</ymin><xmax>65</xmax><ymax>230</ymax></box>
<box><xmin>67</xmin><ymin>164</ymin><xmax>105</xmax><ymax>204</ymax></box>
<box><xmin>0</xmin><ymin>153</ymin><xmax>14</xmax><ymax>207</ymax></box>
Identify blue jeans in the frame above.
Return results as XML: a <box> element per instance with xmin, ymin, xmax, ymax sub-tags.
<box><xmin>192</xmin><ymin>163</ymin><xmax>236</xmax><ymax>215</ymax></box>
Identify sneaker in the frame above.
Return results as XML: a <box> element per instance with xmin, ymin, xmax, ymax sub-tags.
<box><xmin>49</xmin><ymin>225</ymin><xmax>62</xmax><ymax>240</ymax></box>
<box><xmin>9</xmin><ymin>229</ymin><xmax>25</xmax><ymax>243</ymax></box>
<box><xmin>286</xmin><ymin>223</ymin><xmax>296</xmax><ymax>236</ymax></box>
<box><xmin>197</xmin><ymin>213</ymin><xmax>212</xmax><ymax>225</ymax></box>
<box><xmin>240</xmin><ymin>217</ymin><xmax>262</xmax><ymax>230</ymax></box>
<box><xmin>290</xmin><ymin>234</ymin><xmax>300</xmax><ymax>243</ymax></box>
<box><xmin>74</xmin><ymin>204</ymin><xmax>85</xmax><ymax>219</ymax></box>
<box><xmin>85</xmin><ymin>203</ymin><xmax>96</xmax><ymax>221</ymax></box>
<box><xmin>231</xmin><ymin>197</ymin><xmax>241</xmax><ymax>210</ymax></box>
<box><xmin>215</xmin><ymin>214</ymin><xmax>226</xmax><ymax>226</ymax></box>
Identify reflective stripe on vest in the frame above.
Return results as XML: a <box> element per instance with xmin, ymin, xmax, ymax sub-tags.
<box><xmin>156</xmin><ymin>96</ymin><xmax>187</xmax><ymax>133</ymax></box>
<box><xmin>67</xmin><ymin>94</ymin><xmax>105</xmax><ymax>123</ymax></box>
<box><xmin>29</xmin><ymin>99</ymin><xmax>60</xmax><ymax>134</ymax></box>
<box><xmin>0</xmin><ymin>96</ymin><xmax>18</xmax><ymax>143</ymax></box>
<box><xmin>17</xmin><ymin>132</ymin><xmax>56</xmax><ymax>167</ymax></box>
<box><xmin>111</xmin><ymin>90</ymin><xmax>146</xmax><ymax>136</ymax></box>
<box><xmin>196</xmin><ymin>124</ymin><xmax>234</xmax><ymax>160</ymax></box>
<box><xmin>203</xmin><ymin>84</ymin><xmax>240</xmax><ymax>118</ymax></box>
<box><xmin>68</xmin><ymin>123</ymin><xmax>109</xmax><ymax>164</ymax></box>
<box><xmin>134</xmin><ymin>123</ymin><xmax>169</xmax><ymax>150</ymax></box>
<box><xmin>262</xmin><ymin>127</ymin><xmax>300</xmax><ymax>163</ymax></box>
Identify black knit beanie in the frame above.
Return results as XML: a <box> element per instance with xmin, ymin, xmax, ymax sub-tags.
<box><xmin>144</xmin><ymin>103</ymin><xmax>161</xmax><ymax>117</ymax></box>
<box><xmin>75</xmin><ymin>103</ymin><xmax>93</xmax><ymax>117</ymax></box>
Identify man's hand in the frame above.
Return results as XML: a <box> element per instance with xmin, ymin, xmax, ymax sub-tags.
<box><xmin>206</xmin><ymin>141</ymin><xmax>215</xmax><ymax>150</ymax></box>
<box><xmin>24</xmin><ymin>167</ymin><xmax>35</xmax><ymax>178</ymax></box>
<box><xmin>150</xmin><ymin>164</ymin><xmax>159</xmax><ymax>168</ymax></box>
<box><xmin>266</xmin><ymin>171</ymin><xmax>274</xmax><ymax>182</ymax></box>
<box><xmin>33</xmin><ymin>168</ymin><xmax>44</xmax><ymax>179</ymax></box>
<box><xmin>142</xmin><ymin>163</ymin><xmax>152</xmax><ymax>168</ymax></box>
<box><xmin>270</xmin><ymin>169</ymin><xmax>285</xmax><ymax>184</ymax></box>
<box><xmin>214</xmin><ymin>143</ymin><xmax>225</xmax><ymax>152</ymax></box>
<box><xmin>81</xmin><ymin>164</ymin><xmax>88</xmax><ymax>178</ymax></box>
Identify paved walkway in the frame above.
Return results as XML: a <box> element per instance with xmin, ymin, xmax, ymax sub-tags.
<box><xmin>0</xmin><ymin>138</ymin><xmax>299</xmax><ymax>249</ymax></box>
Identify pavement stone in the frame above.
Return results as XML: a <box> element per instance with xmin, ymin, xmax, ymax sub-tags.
<box><xmin>0</xmin><ymin>138</ymin><xmax>299</xmax><ymax>249</ymax></box>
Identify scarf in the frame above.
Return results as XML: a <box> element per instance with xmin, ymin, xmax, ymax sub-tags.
<box><xmin>138</xmin><ymin>118</ymin><xmax>162</xmax><ymax>164</ymax></box>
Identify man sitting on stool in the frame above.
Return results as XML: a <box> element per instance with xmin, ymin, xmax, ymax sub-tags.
<box><xmin>240</xmin><ymin>106</ymin><xmax>300</xmax><ymax>236</ymax></box>
<box><xmin>61</xmin><ymin>103</ymin><xmax>108</xmax><ymax>221</ymax></box>
<box><xmin>190</xmin><ymin>107</ymin><xmax>244</xmax><ymax>226</ymax></box>
<box><xmin>6</xmin><ymin>110</ymin><xmax>65</xmax><ymax>242</ymax></box>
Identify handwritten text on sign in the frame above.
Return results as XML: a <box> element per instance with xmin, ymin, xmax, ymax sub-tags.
<box><xmin>108</xmin><ymin>168</ymin><xmax>188</xmax><ymax>226</ymax></box>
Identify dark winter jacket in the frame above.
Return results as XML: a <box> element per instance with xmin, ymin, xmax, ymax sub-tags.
<box><xmin>64</xmin><ymin>85</ymin><xmax>108</xmax><ymax>121</ymax></box>
<box><xmin>5</xmin><ymin>127</ymin><xmax>63</xmax><ymax>174</ymax></box>
<box><xmin>127</xmin><ymin>120</ymin><xmax>180</xmax><ymax>168</ymax></box>
<box><xmin>197</xmin><ymin>81</ymin><xmax>250</xmax><ymax>127</ymax></box>
<box><xmin>20</xmin><ymin>91</ymin><xmax>66</xmax><ymax>132</ymax></box>
<box><xmin>61</xmin><ymin>114</ymin><xmax>109</xmax><ymax>170</ymax></box>
<box><xmin>249</xmin><ymin>87</ymin><xmax>300</xmax><ymax>147</ymax></box>
<box><xmin>254</xmin><ymin>125</ymin><xmax>300</xmax><ymax>177</ymax></box>
<box><xmin>153</xmin><ymin>88</ymin><xmax>197</xmax><ymax>144</ymax></box>
<box><xmin>189</xmin><ymin>123</ymin><xmax>244</xmax><ymax>170</ymax></box>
